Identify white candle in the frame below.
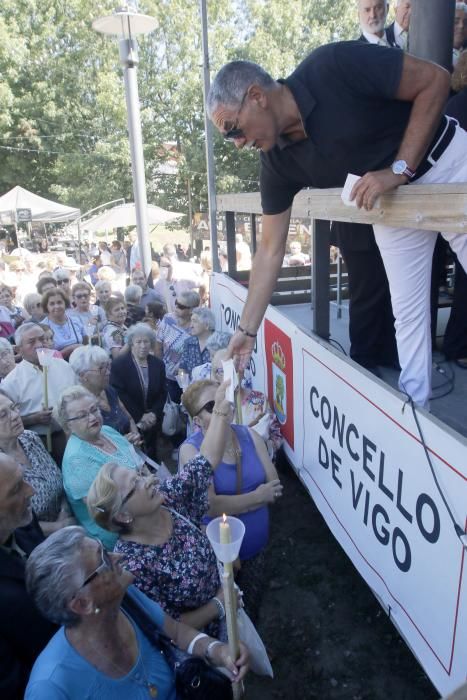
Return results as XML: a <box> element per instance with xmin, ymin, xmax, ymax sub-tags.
<box><xmin>219</xmin><ymin>513</ymin><xmax>231</xmax><ymax>545</ymax></box>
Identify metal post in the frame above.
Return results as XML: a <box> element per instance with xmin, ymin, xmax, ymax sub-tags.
<box><xmin>312</xmin><ymin>219</ymin><xmax>330</xmax><ymax>340</ymax></box>
<box><xmin>250</xmin><ymin>214</ymin><xmax>257</xmax><ymax>255</ymax></box>
<box><xmin>225</xmin><ymin>211</ymin><xmax>237</xmax><ymax>276</ymax></box>
<box><xmin>119</xmin><ymin>38</ymin><xmax>152</xmax><ymax>277</ymax></box>
<box><xmin>336</xmin><ymin>252</ymin><xmax>342</xmax><ymax>320</ymax></box>
<box><xmin>199</xmin><ymin>0</ymin><xmax>220</xmax><ymax>272</ymax></box>
<box><xmin>409</xmin><ymin>0</ymin><xmax>455</xmax><ymax>69</ymax></box>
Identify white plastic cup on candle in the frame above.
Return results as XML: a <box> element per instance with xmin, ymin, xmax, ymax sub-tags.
<box><xmin>206</xmin><ymin>515</ymin><xmax>245</xmax><ymax>564</ymax></box>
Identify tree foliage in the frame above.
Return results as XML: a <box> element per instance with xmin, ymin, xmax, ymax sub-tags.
<box><xmin>0</xmin><ymin>0</ymin><xmax>358</xmax><ymax>219</ymax></box>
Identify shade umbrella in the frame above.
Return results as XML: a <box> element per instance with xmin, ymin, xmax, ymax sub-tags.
<box><xmin>82</xmin><ymin>202</ymin><xmax>183</xmax><ymax>233</ymax></box>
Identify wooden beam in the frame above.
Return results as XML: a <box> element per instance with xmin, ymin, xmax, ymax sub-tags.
<box><xmin>217</xmin><ymin>184</ymin><xmax>467</xmax><ymax>233</ymax></box>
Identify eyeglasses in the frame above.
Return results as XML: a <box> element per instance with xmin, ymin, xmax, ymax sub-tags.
<box><xmin>87</xmin><ymin>363</ymin><xmax>111</xmax><ymax>374</ymax></box>
<box><xmin>74</xmin><ymin>293</ymin><xmax>90</xmax><ymax>300</ymax></box>
<box><xmin>80</xmin><ymin>543</ymin><xmax>112</xmax><ymax>589</ymax></box>
<box><xmin>0</xmin><ymin>402</ymin><xmax>20</xmax><ymax>421</ymax></box>
<box><xmin>175</xmin><ymin>301</ymin><xmax>192</xmax><ymax>311</ymax></box>
<box><xmin>197</xmin><ymin>400</ymin><xmax>215</xmax><ymax>415</ymax></box>
<box><xmin>56</xmin><ymin>279</ymin><xmax>70</xmax><ymax>285</ymax></box>
<box><xmin>121</xmin><ymin>475</ymin><xmax>142</xmax><ymax>507</ymax></box>
<box><xmin>223</xmin><ymin>89</ymin><xmax>249</xmax><ymax>142</ymax></box>
<box><xmin>66</xmin><ymin>405</ymin><xmax>101</xmax><ymax>423</ymax></box>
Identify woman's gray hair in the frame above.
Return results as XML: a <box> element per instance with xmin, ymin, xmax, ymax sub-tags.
<box><xmin>95</xmin><ymin>279</ymin><xmax>111</xmax><ymax>292</ymax></box>
<box><xmin>206</xmin><ymin>331</ymin><xmax>232</xmax><ymax>354</ymax></box>
<box><xmin>207</xmin><ymin>60</ymin><xmax>276</xmax><ymax>119</ymax></box>
<box><xmin>192</xmin><ymin>307</ymin><xmax>216</xmax><ymax>332</ymax></box>
<box><xmin>126</xmin><ymin>322</ymin><xmax>157</xmax><ymax>348</ymax></box>
<box><xmin>69</xmin><ymin>345</ymin><xmax>109</xmax><ymax>376</ymax></box>
<box><xmin>124</xmin><ymin>284</ymin><xmax>143</xmax><ymax>304</ymax></box>
<box><xmin>55</xmin><ymin>385</ymin><xmax>95</xmax><ymax>428</ymax></box>
<box><xmin>23</xmin><ymin>293</ymin><xmax>42</xmax><ymax>315</ymax></box>
<box><xmin>0</xmin><ymin>337</ymin><xmax>14</xmax><ymax>355</ymax></box>
<box><xmin>177</xmin><ymin>290</ymin><xmax>200</xmax><ymax>309</ymax></box>
<box><xmin>53</xmin><ymin>267</ymin><xmax>70</xmax><ymax>282</ymax></box>
<box><xmin>25</xmin><ymin>526</ymin><xmax>87</xmax><ymax>627</ymax></box>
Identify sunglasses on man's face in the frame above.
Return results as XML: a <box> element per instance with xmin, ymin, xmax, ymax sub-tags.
<box><xmin>56</xmin><ymin>279</ymin><xmax>70</xmax><ymax>285</ymax></box>
<box><xmin>175</xmin><ymin>301</ymin><xmax>191</xmax><ymax>311</ymax></box>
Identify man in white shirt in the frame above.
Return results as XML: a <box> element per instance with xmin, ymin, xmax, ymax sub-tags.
<box><xmin>358</xmin><ymin>0</ymin><xmax>396</xmax><ymax>47</ymax></box>
<box><xmin>1</xmin><ymin>323</ymin><xmax>76</xmax><ymax>459</ymax></box>
<box><xmin>387</xmin><ymin>0</ymin><xmax>411</xmax><ymax>50</ymax></box>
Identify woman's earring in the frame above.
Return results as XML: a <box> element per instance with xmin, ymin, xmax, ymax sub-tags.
<box><xmin>94</xmin><ymin>607</ymin><xmax>100</xmax><ymax>615</ymax></box>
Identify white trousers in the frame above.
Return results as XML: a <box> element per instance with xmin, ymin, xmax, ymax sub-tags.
<box><xmin>373</xmin><ymin>126</ymin><xmax>467</xmax><ymax>408</ymax></box>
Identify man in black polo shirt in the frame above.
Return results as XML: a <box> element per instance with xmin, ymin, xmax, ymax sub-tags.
<box><xmin>207</xmin><ymin>41</ymin><xmax>467</xmax><ymax>408</ymax></box>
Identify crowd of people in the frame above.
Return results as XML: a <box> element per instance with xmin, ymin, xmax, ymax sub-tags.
<box><xmin>0</xmin><ymin>233</ymin><xmax>284</xmax><ymax>699</ymax></box>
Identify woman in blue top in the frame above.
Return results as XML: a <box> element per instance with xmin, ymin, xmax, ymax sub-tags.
<box><xmin>41</xmin><ymin>287</ymin><xmax>87</xmax><ymax>360</ymax></box>
<box><xmin>180</xmin><ymin>380</ymin><xmax>283</xmax><ymax>623</ymax></box>
<box><xmin>57</xmin><ymin>385</ymin><xmax>146</xmax><ymax>549</ymax></box>
<box><xmin>25</xmin><ymin>526</ymin><xmax>248</xmax><ymax>700</ymax></box>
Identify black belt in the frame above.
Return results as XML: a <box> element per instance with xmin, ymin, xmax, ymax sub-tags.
<box><xmin>413</xmin><ymin>116</ymin><xmax>458</xmax><ymax>181</ymax></box>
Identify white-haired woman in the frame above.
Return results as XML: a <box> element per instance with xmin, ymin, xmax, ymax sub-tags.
<box><xmin>69</xmin><ymin>345</ymin><xmax>141</xmax><ymax>446</ymax></box>
<box><xmin>110</xmin><ymin>323</ymin><xmax>166</xmax><ymax>457</ymax></box>
<box><xmin>179</xmin><ymin>307</ymin><xmax>216</xmax><ymax>380</ymax></box>
<box><xmin>25</xmin><ymin>526</ymin><xmax>248</xmax><ymax>699</ymax></box>
<box><xmin>155</xmin><ymin>290</ymin><xmax>199</xmax><ymax>404</ymax></box>
<box><xmin>58</xmin><ymin>385</ymin><xmax>146</xmax><ymax>549</ymax></box>
<box><xmin>94</xmin><ymin>279</ymin><xmax>112</xmax><ymax>307</ymax></box>
<box><xmin>23</xmin><ymin>293</ymin><xmax>46</xmax><ymax>324</ymax></box>
<box><xmin>190</xmin><ymin>331</ymin><xmax>232</xmax><ymax>383</ymax></box>
<box><xmin>0</xmin><ymin>338</ymin><xmax>15</xmax><ymax>381</ymax></box>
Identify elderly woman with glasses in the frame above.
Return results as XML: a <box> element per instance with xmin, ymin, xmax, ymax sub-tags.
<box><xmin>69</xmin><ymin>282</ymin><xmax>106</xmax><ymax>340</ymax></box>
<box><xmin>53</xmin><ymin>268</ymin><xmax>72</xmax><ymax>297</ymax></box>
<box><xmin>180</xmin><ymin>379</ymin><xmax>283</xmax><ymax>623</ymax></box>
<box><xmin>69</xmin><ymin>346</ymin><xmax>141</xmax><ymax>446</ymax></box>
<box><xmin>155</xmin><ymin>290</ymin><xmax>199</xmax><ymax>404</ymax></box>
<box><xmin>87</xmin><ymin>381</ymin><xmax>238</xmax><ymax>640</ymax></box>
<box><xmin>58</xmin><ymin>386</ymin><xmax>146</xmax><ymax>549</ymax></box>
<box><xmin>0</xmin><ymin>338</ymin><xmax>15</xmax><ymax>381</ymax></box>
<box><xmin>25</xmin><ymin>526</ymin><xmax>248</xmax><ymax>700</ymax></box>
<box><xmin>179</xmin><ymin>308</ymin><xmax>216</xmax><ymax>382</ymax></box>
<box><xmin>0</xmin><ymin>284</ymin><xmax>27</xmax><ymax>329</ymax></box>
<box><xmin>110</xmin><ymin>323</ymin><xmax>166</xmax><ymax>456</ymax></box>
<box><xmin>0</xmin><ymin>390</ymin><xmax>75</xmax><ymax>535</ymax></box>
<box><xmin>41</xmin><ymin>288</ymin><xmax>87</xmax><ymax>360</ymax></box>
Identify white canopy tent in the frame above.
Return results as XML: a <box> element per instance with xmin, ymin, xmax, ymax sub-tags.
<box><xmin>82</xmin><ymin>202</ymin><xmax>183</xmax><ymax>233</ymax></box>
<box><xmin>0</xmin><ymin>185</ymin><xmax>80</xmax><ymax>223</ymax></box>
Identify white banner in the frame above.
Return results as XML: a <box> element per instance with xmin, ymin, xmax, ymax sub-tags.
<box><xmin>211</xmin><ymin>273</ymin><xmax>467</xmax><ymax>696</ymax></box>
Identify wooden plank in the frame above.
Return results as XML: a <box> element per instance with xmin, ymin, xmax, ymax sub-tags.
<box><xmin>217</xmin><ymin>184</ymin><xmax>467</xmax><ymax>233</ymax></box>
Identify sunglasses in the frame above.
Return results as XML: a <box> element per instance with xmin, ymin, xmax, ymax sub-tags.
<box><xmin>56</xmin><ymin>279</ymin><xmax>70</xmax><ymax>285</ymax></box>
<box><xmin>223</xmin><ymin>89</ymin><xmax>248</xmax><ymax>142</ymax></box>
<box><xmin>74</xmin><ymin>293</ymin><xmax>90</xmax><ymax>300</ymax></box>
<box><xmin>197</xmin><ymin>400</ymin><xmax>215</xmax><ymax>415</ymax></box>
<box><xmin>175</xmin><ymin>301</ymin><xmax>192</xmax><ymax>311</ymax></box>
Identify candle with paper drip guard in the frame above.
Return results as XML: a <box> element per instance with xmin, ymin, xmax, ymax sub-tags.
<box><xmin>36</xmin><ymin>348</ymin><xmax>55</xmax><ymax>453</ymax></box>
<box><xmin>206</xmin><ymin>514</ymin><xmax>246</xmax><ymax>698</ymax></box>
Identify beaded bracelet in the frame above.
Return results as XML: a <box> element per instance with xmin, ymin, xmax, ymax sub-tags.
<box><xmin>238</xmin><ymin>323</ymin><xmax>257</xmax><ymax>338</ymax></box>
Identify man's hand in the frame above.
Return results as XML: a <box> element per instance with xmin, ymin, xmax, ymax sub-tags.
<box><xmin>350</xmin><ymin>168</ymin><xmax>408</xmax><ymax>210</ymax></box>
<box><xmin>33</xmin><ymin>408</ymin><xmax>54</xmax><ymax>425</ymax></box>
<box><xmin>227</xmin><ymin>329</ymin><xmax>256</xmax><ymax>371</ymax></box>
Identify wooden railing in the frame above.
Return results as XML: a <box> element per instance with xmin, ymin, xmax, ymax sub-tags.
<box><xmin>217</xmin><ymin>184</ymin><xmax>467</xmax><ymax>340</ymax></box>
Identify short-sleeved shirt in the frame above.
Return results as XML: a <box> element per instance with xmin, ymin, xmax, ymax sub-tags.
<box><xmin>260</xmin><ymin>41</ymin><xmax>438</xmax><ymax>214</ymax></box>
<box><xmin>101</xmin><ymin>322</ymin><xmax>127</xmax><ymax>355</ymax></box>
<box><xmin>25</xmin><ymin>586</ymin><xmax>176</xmax><ymax>700</ymax></box>
<box><xmin>42</xmin><ymin>315</ymin><xmax>85</xmax><ymax>351</ymax></box>
<box><xmin>179</xmin><ymin>336</ymin><xmax>211</xmax><ymax>376</ymax></box>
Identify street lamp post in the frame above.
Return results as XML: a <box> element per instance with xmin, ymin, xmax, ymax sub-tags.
<box><xmin>93</xmin><ymin>2</ymin><xmax>156</xmax><ymax>278</ymax></box>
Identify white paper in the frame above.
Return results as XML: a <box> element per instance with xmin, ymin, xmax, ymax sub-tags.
<box><xmin>222</xmin><ymin>359</ymin><xmax>238</xmax><ymax>403</ymax></box>
<box><xmin>341</xmin><ymin>173</ymin><xmax>360</xmax><ymax>207</ymax></box>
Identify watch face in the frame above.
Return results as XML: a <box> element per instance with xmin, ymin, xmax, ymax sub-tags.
<box><xmin>393</xmin><ymin>160</ymin><xmax>407</xmax><ymax>175</ymax></box>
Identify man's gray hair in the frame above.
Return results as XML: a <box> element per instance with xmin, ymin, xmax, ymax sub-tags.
<box><xmin>124</xmin><ymin>284</ymin><xmax>142</xmax><ymax>304</ymax></box>
<box><xmin>206</xmin><ymin>331</ymin><xmax>232</xmax><ymax>354</ymax></box>
<box><xmin>55</xmin><ymin>385</ymin><xmax>95</xmax><ymax>428</ymax></box>
<box><xmin>26</xmin><ymin>526</ymin><xmax>87</xmax><ymax>627</ymax></box>
<box><xmin>177</xmin><ymin>290</ymin><xmax>200</xmax><ymax>309</ymax></box>
<box><xmin>14</xmin><ymin>322</ymin><xmax>42</xmax><ymax>346</ymax></box>
<box><xmin>69</xmin><ymin>345</ymin><xmax>109</xmax><ymax>376</ymax></box>
<box><xmin>126</xmin><ymin>322</ymin><xmax>157</xmax><ymax>348</ymax></box>
<box><xmin>192</xmin><ymin>307</ymin><xmax>216</xmax><ymax>332</ymax></box>
<box><xmin>207</xmin><ymin>60</ymin><xmax>276</xmax><ymax>119</ymax></box>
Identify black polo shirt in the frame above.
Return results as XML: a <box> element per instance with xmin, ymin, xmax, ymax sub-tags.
<box><xmin>260</xmin><ymin>40</ymin><xmax>415</xmax><ymax>215</ymax></box>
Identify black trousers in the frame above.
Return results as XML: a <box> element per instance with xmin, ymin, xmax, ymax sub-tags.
<box><xmin>331</xmin><ymin>222</ymin><xmax>399</xmax><ymax>370</ymax></box>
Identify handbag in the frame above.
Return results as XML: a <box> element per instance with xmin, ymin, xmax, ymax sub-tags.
<box><xmin>162</xmin><ymin>395</ymin><xmax>185</xmax><ymax>436</ymax></box>
<box><xmin>122</xmin><ymin>591</ymin><xmax>233</xmax><ymax>700</ymax></box>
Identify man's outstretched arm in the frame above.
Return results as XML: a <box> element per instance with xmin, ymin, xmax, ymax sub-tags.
<box><xmin>228</xmin><ymin>207</ymin><xmax>292</xmax><ymax>367</ymax></box>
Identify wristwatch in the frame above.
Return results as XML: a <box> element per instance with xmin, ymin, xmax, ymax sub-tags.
<box><xmin>391</xmin><ymin>160</ymin><xmax>416</xmax><ymax>179</ymax></box>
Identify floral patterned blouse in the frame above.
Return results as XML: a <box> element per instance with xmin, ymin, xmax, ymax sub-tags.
<box><xmin>14</xmin><ymin>430</ymin><xmax>64</xmax><ymax>521</ymax></box>
<box><xmin>155</xmin><ymin>313</ymin><xmax>191</xmax><ymax>381</ymax></box>
<box><xmin>179</xmin><ymin>336</ymin><xmax>211</xmax><ymax>377</ymax></box>
<box><xmin>114</xmin><ymin>455</ymin><xmax>222</xmax><ymax>636</ymax></box>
